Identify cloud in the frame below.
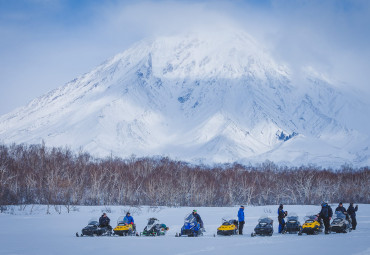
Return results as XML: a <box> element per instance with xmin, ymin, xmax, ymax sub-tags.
<box><xmin>0</xmin><ymin>0</ymin><xmax>369</xmax><ymax>115</ymax></box>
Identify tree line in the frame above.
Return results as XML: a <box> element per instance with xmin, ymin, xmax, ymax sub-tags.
<box><xmin>0</xmin><ymin>143</ymin><xmax>369</xmax><ymax>208</ymax></box>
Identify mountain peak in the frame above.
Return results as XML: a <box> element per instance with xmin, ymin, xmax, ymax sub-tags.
<box><xmin>102</xmin><ymin>31</ymin><xmax>288</xmax><ymax>81</ymax></box>
<box><xmin>0</xmin><ymin>31</ymin><xmax>369</xmax><ymax>167</ymax></box>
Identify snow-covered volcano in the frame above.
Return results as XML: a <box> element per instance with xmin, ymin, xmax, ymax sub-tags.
<box><xmin>0</xmin><ymin>31</ymin><xmax>369</xmax><ymax>167</ymax></box>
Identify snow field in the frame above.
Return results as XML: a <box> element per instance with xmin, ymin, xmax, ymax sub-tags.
<box><xmin>0</xmin><ymin>204</ymin><xmax>369</xmax><ymax>255</ymax></box>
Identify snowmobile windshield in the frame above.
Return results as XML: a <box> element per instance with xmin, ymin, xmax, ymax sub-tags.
<box><xmin>332</xmin><ymin>218</ymin><xmax>343</xmax><ymax>224</ymax></box>
<box><xmin>258</xmin><ymin>218</ymin><xmax>273</xmax><ymax>224</ymax></box>
<box><xmin>227</xmin><ymin>219</ymin><xmax>237</xmax><ymax>225</ymax></box>
<box><xmin>88</xmin><ymin>218</ymin><xmax>99</xmax><ymax>226</ymax></box>
<box><xmin>184</xmin><ymin>214</ymin><xmax>197</xmax><ymax>224</ymax></box>
<box><xmin>221</xmin><ymin>216</ymin><xmax>234</xmax><ymax>224</ymax></box>
<box><xmin>288</xmin><ymin>212</ymin><xmax>298</xmax><ymax>217</ymax></box>
<box><xmin>147</xmin><ymin>218</ymin><xmax>158</xmax><ymax>225</ymax></box>
<box><xmin>222</xmin><ymin>219</ymin><xmax>235</xmax><ymax>225</ymax></box>
<box><xmin>287</xmin><ymin>214</ymin><xmax>299</xmax><ymax>222</ymax></box>
<box><xmin>335</xmin><ymin>211</ymin><xmax>346</xmax><ymax>219</ymax></box>
<box><xmin>304</xmin><ymin>215</ymin><xmax>318</xmax><ymax>221</ymax></box>
<box><xmin>305</xmin><ymin>219</ymin><xmax>315</xmax><ymax>223</ymax></box>
<box><xmin>117</xmin><ymin>216</ymin><xmax>129</xmax><ymax>225</ymax></box>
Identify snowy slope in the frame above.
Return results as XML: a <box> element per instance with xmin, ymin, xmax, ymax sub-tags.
<box><xmin>0</xmin><ymin>30</ymin><xmax>369</xmax><ymax>167</ymax></box>
<box><xmin>0</xmin><ymin>204</ymin><xmax>369</xmax><ymax>255</ymax></box>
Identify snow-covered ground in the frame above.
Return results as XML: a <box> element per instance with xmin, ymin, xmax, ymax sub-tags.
<box><xmin>0</xmin><ymin>204</ymin><xmax>369</xmax><ymax>255</ymax></box>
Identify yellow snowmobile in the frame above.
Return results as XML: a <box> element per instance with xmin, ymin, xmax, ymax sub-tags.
<box><xmin>113</xmin><ymin>216</ymin><xmax>137</xmax><ymax>236</ymax></box>
<box><xmin>298</xmin><ymin>215</ymin><xmax>323</xmax><ymax>235</ymax></box>
<box><xmin>217</xmin><ymin>218</ymin><xmax>239</xmax><ymax>236</ymax></box>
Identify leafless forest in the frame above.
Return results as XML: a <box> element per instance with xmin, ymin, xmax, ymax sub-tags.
<box><xmin>0</xmin><ymin>143</ymin><xmax>369</xmax><ymax>208</ymax></box>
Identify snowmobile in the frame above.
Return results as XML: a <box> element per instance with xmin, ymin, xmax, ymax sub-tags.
<box><xmin>76</xmin><ymin>218</ymin><xmax>112</xmax><ymax>237</ymax></box>
<box><xmin>217</xmin><ymin>218</ymin><xmax>238</xmax><ymax>236</ymax></box>
<box><xmin>330</xmin><ymin>211</ymin><xmax>352</xmax><ymax>233</ymax></box>
<box><xmin>283</xmin><ymin>214</ymin><xmax>302</xmax><ymax>234</ymax></box>
<box><xmin>113</xmin><ymin>216</ymin><xmax>137</xmax><ymax>236</ymax></box>
<box><xmin>298</xmin><ymin>214</ymin><xmax>323</xmax><ymax>235</ymax></box>
<box><xmin>140</xmin><ymin>218</ymin><xmax>169</xmax><ymax>236</ymax></box>
<box><xmin>176</xmin><ymin>213</ymin><xmax>204</xmax><ymax>237</ymax></box>
<box><xmin>251</xmin><ymin>217</ymin><xmax>273</xmax><ymax>237</ymax></box>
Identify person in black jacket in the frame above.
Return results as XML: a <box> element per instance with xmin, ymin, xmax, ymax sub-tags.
<box><xmin>192</xmin><ymin>210</ymin><xmax>204</xmax><ymax>229</ymax></box>
<box><xmin>278</xmin><ymin>204</ymin><xmax>287</xmax><ymax>233</ymax></box>
<box><xmin>347</xmin><ymin>203</ymin><xmax>359</xmax><ymax>230</ymax></box>
<box><xmin>99</xmin><ymin>213</ymin><xmax>112</xmax><ymax>229</ymax></box>
<box><xmin>335</xmin><ymin>202</ymin><xmax>348</xmax><ymax>220</ymax></box>
<box><xmin>335</xmin><ymin>202</ymin><xmax>347</xmax><ymax>214</ymax></box>
<box><xmin>318</xmin><ymin>202</ymin><xmax>333</xmax><ymax>234</ymax></box>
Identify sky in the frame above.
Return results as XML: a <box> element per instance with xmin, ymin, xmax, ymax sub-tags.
<box><xmin>0</xmin><ymin>0</ymin><xmax>369</xmax><ymax>115</ymax></box>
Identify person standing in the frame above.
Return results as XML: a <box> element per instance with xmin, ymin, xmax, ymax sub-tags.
<box><xmin>278</xmin><ymin>204</ymin><xmax>287</xmax><ymax>233</ymax></box>
<box><xmin>319</xmin><ymin>202</ymin><xmax>333</xmax><ymax>234</ymax></box>
<box><xmin>237</xmin><ymin>205</ymin><xmax>245</xmax><ymax>235</ymax></box>
<box><xmin>347</xmin><ymin>203</ymin><xmax>359</xmax><ymax>230</ymax></box>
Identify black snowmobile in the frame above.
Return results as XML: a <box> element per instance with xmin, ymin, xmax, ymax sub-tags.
<box><xmin>140</xmin><ymin>218</ymin><xmax>169</xmax><ymax>236</ymax></box>
<box><xmin>76</xmin><ymin>218</ymin><xmax>112</xmax><ymax>237</ymax></box>
<box><xmin>283</xmin><ymin>214</ymin><xmax>302</xmax><ymax>234</ymax></box>
<box><xmin>251</xmin><ymin>217</ymin><xmax>274</xmax><ymax>237</ymax></box>
<box><xmin>330</xmin><ymin>211</ymin><xmax>352</xmax><ymax>233</ymax></box>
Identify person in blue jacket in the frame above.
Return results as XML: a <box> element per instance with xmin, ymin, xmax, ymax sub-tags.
<box><xmin>238</xmin><ymin>205</ymin><xmax>245</xmax><ymax>235</ymax></box>
<box><xmin>278</xmin><ymin>204</ymin><xmax>287</xmax><ymax>233</ymax></box>
<box><xmin>123</xmin><ymin>212</ymin><xmax>134</xmax><ymax>225</ymax></box>
<box><xmin>347</xmin><ymin>203</ymin><xmax>359</xmax><ymax>230</ymax></box>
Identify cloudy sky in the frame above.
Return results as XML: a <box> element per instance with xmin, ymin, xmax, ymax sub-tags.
<box><xmin>0</xmin><ymin>0</ymin><xmax>369</xmax><ymax>115</ymax></box>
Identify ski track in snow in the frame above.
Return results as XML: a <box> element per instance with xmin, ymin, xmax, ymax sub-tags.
<box><xmin>0</xmin><ymin>204</ymin><xmax>369</xmax><ymax>255</ymax></box>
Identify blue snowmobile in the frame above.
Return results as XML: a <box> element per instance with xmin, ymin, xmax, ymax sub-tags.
<box><xmin>177</xmin><ymin>213</ymin><xmax>204</xmax><ymax>237</ymax></box>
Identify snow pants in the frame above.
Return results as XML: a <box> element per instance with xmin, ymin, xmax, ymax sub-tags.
<box><xmin>278</xmin><ymin>218</ymin><xmax>285</xmax><ymax>233</ymax></box>
<box><xmin>351</xmin><ymin>216</ymin><xmax>357</xmax><ymax>230</ymax></box>
<box><xmin>238</xmin><ymin>221</ymin><xmax>244</xmax><ymax>235</ymax></box>
<box><xmin>323</xmin><ymin>218</ymin><xmax>330</xmax><ymax>233</ymax></box>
